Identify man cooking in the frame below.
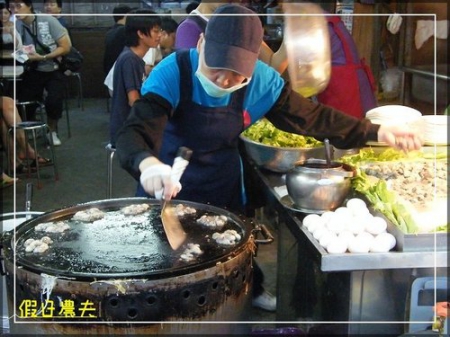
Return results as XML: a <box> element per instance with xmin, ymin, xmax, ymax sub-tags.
<box><xmin>115</xmin><ymin>4</ymin><xmax>422</xmax><ymax>310</ymax></box>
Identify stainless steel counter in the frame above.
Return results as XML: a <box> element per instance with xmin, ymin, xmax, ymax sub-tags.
<box><xmin>254</xmin><ymin>167</ymin><xmax>448</xmax><ymax>272</ymax></box>
<box><xmin>247</xmin><ymin>161</ymin><xmax>448</xmax><ymax>335</ymax></box>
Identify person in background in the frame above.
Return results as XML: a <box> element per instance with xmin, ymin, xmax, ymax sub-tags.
<box><xmin>1</xmin><ymin>94</ymin><xmax>53</xmax><ymax>173</ymax></box>
<box><xmin>159</xmin><ymin>17</ymin><xmax>178</xmax><ymax>58</ymax></box>
<box><xmin>1</xmin><ymin>2</ymin><xmax>22</xmax><ymax>48</ymax></box>
<box><xmin>142</xmin><ymin>17</ymin><xmax>178</xmax><ymax>76</ymax></box>
<box><xmin>174</xmin><ymin>0</ymin><xmax>285</xmax><ymax>71</ymax></box>
<box><xmin>103</xmin><ymin>4</ymin><xmax>132</xmax><ymax>77</ymax></box>
<box><xmin>185</xmin><ymin>1</ymin><xmax>199</xmax><ymax>14</ymax></box>
<box><xmin>9</xmin><ymin>0</ymin><xmax>71</xmax><ymax>146</ymax></box>
<box><xmin>262</xmin><ymin>5</ymin><xmax>377</xmax><ymax>119</ymax></box>
<box><xmin>1</xmin><ymin>168</ymin><xmax>18</xmax><ymax>189</ymax></box>
<box><xmin>109</xmin><ymin>9</ymin><xmax>161</xmax><ymax>148</ymax></box>
<box><xmin>115</xmin><ymin>5</ymin><xmax>421</xmax><ymax>313</ymax></box>
<box><xmin>175</xmin><ymin>1</ymin><xmax>217</xmax><ymax>49</ymax></box>
<box><xmin>43</xmin><ymin>0</ymin><xmax>68</xmax><ymax>30</ymax></box>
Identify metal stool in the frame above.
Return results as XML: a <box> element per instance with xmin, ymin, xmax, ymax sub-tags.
<box><xmin>66</xmin><ymin>72</ymin><xmax>84</xmax><ymax>111</ymax></box>
<box><xmin>15</xmin><ymin>101</ymin><xmax>46</xmax><ymax>122</ymax></box>
<box><xmin>18</xmin><ymin>98</ymin><xmax>71</xmax><ymax>138</ymax></box>
<box><xmin>7</xmin><ymin>121</ymin><xmax>58</xmax><ymax>188</ymax></box>
<box><xmin>62</xmin><ymin>94</ymin><xmax>72</xmax><ymax>138</ymax></box>
<box><xmin>105</xmin><ymin>143</ymin><xmax>116</xmax><ymax>198</ymax></box>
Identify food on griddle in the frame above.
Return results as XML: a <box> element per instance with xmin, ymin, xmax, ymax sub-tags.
<box><xmin>121</xmin><ymin>203</ymin><xmax>150</xmax><ymax>215</ymax></box>
<box><xmin>35</xmin><ymin>221</ymin><xmax>70</xmax><ymax>233</ymax></box>
<box><xmin>175</xmin><ymin>204</ymin><xmax>197</xmax><ymax>216</ymax></box>
<box><xmin>180</xmin><ymin>243</ymin><xmax>204</xmax><ymax>262</ymax></box>
<box><xmin>40</xmin><ymin>236</ymin><xmax>54</xmax><ymax>244</ymax></box>
<box><xmin>212</xmin><ymin>229</ymin><xmax>241</xmax><ymax>246</ymax></box>
<box><xmin>196</xmin><ymin>214</ymin><xmax>227</xmax><ymax>229</ymax></box>
<box><xmin>24</xmin><ymin>236</ymin><xmax>53</xmax><ymax>254</ymax></box>
<box><xmin>72</xmin><ymin>207</ymin><xmax>106</xmax><ymax>222</ymax></box>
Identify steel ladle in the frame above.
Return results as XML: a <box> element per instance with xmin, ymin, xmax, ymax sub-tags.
<box><xmin>324</xmin><ymin>138</ymin><xmax>333</xmax><ymax>167</ymax></box>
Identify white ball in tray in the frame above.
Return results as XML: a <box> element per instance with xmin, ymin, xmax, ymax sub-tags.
<box><xmin>313</xmin><ymin>226</ymin><xmax>329</xmax><ymax>241</ymax></box>
<box><xmin>302</xmin><ymin>197</ymin><xmax>397</xmax><ymax>254</ymax></box>
<box><xmin>365</xmin><ymin>216</ymin><xmax>388</xmax><ymax>235</ymax></box>
<box><xmin>370</xmin><ymin>232</ymin><xmax>396</xmax><ymax>253</ymax></box>
<box><xmin>346</xmin><ymin>197</ymin><xmax>367</xmax><ymax>210</ymax></box>
<box><xmin>338</xmin><ymin>230</ymin><xmax>356</xmax><ymax>247</ymax></box>
<box><xmin>348</xmin><ymin>233</ymin><xmax>372</xmax><ymax>253</ymax></box>
<box><xmin>319</xmin><ymin>231</ymin><xmax>337</xmax><ymax>249</ymax></box>
<box><xmin>303</xmin><ymin>213</ymin><xmax>322</xmax><ymax>230</ymax></box>
<box><xmin>326</xmin><ymin>236</ymin><xmax>348</xmax><ymax>254</ymax></box>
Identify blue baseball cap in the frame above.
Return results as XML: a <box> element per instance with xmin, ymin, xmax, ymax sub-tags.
<box><xmin>204</xmin><ymin>4</ymin><xmax>263</xmax><ymax>78</ymax></box>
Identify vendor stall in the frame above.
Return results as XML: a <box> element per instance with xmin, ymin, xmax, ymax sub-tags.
<box><xmin>246</xmin><ymin>151</ymin><xmax>448</xmax><ymax>335</ymax></box>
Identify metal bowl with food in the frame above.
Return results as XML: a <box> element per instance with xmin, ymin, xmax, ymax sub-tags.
<box><xmin>240</xmin><ymin>119</ymin><xmax>324</xmax><ymax>172</ymax></box>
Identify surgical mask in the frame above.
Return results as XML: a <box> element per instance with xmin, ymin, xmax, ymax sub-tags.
<box><xmin>195</xmin><ymin>69</ymin><xmax>250</xmax><ymax>98</ymax></box>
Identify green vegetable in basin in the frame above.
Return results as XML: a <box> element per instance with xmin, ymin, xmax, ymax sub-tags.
<box><xmin>242</xmin><ymin>118</ymin><xmax>322</xmax><ymax>148</ymax></box>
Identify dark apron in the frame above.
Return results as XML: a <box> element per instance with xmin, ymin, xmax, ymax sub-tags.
<box><xmin>137</xmin><ymin>50</ymin><xmax>247</xmax><ymax>212</ymax></box>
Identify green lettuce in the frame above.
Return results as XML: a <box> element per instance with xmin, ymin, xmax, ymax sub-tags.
<box><xmin>242</xmin><ymin>119</ymin><xmax>322</xmax><ymax>148</ymax></box>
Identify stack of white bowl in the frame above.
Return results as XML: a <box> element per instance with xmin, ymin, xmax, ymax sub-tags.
<box><xmin>422</xmin><ymin>115</ymin><xmax>448</xmax><ymax>145</ymax></box>
<box><xmin>365</xmin><ymin>105</ymin><xmax>424</xmax><ymax>145</ymax></box>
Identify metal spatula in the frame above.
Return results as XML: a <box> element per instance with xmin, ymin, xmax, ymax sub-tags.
<box><xmin>161</xmin><ymin>147</ymin><xmax>192</xmax><ymax>250</ymax></box>
<box><xmin>25</xmin><ymin>183</ymin><xmax>33</xmax><ymax>220</ymax></box>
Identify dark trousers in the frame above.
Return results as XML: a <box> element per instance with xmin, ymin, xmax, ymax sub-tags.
<box><xmin>240</xmin><ymin>141</ymin><xmax>266</xmax><ymax>298</ymax></box>
<box><xmin>253</xmin><ymin>260</ymin><xmax>265</xmax><ymax>297</ymax></box>
<box><xmin>17</xmin><ymin>69</ymin><xmax>65</xmax><ymax>121</ymax></box>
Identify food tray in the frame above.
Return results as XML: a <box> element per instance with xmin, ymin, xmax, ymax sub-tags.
<box><xmin>347</xmin><ymin>148</ymin><xmax>448</xmax><ymax>253</ymax></box>
<box><xmin>369</xmin><ymin>208</ymin><xmax>448</xmax><ymax>252</ymax></box>
<box><xmin>385</xmin><ymin>219</ymin><xmax>448</xmax><ymax>252</ymax></box>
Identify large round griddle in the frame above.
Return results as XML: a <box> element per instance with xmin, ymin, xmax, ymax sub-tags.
<box><xmin>2</xmin><ymin>198</ymin><xmax>252</xmax><ymax>280</ymax></box>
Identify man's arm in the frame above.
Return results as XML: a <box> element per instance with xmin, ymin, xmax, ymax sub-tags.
<box><xmin>115</xmin><ymin>93</ymin><xmax>172</xmax><ymax>180</ymax></box>
<box><xmin>127</xmin><ymin>89</ymin><xmax>140</xmax><ymax>107</ymax></box>
<box><xmin>265</xmin><ymin>79</ymin><xmax>379</xmax><ymax>149</ymax></box>
<box><xmin>265</xmin><ymin>80</ymin><xmax>422</xmax><ymax>151</ymax></box>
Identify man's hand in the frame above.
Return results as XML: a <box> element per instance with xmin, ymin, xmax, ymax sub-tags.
<box><xmin>139</xmin><ymin>158</ymin><xmax>181</xmax><ymax>201</ymax></box>
<box><xmin>26</xmin><ymin>52</ymin><xmax>45</xmax><ymax>62</ymax></box>
<box><xmin>434</xmin><ymin>302</ymin><xmax>449</xmax><ymax>318</ymax></box>
<box><xmin>377</xmin><ymin>124</ymin><xmax>424</xmax><ymax>152</ymax></box>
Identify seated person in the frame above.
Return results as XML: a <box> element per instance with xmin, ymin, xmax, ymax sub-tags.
<box><xmin>1</xmin><ymin>168</ymin><xmax>18</xmax><ymax>189</ymax></box>
<box><xmin>1</xmin><ymin>3</ymin><xmax>22</xmax><ymax>48</ymax></box>
<box><xmin>1</xmin><ymin>94</ymin><xmax>52</xmax><ymax>173</ymax></box>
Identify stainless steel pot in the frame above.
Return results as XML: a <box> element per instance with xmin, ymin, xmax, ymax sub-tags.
<box><xmin>1</xmin><ymin>198</ymin><xmax>272</xmax><ymax>335</ymax></box>
<box><xmin>286</xmin><ymin>159</ymin><xmax>355</xmax><ymax>213</ymax></box>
